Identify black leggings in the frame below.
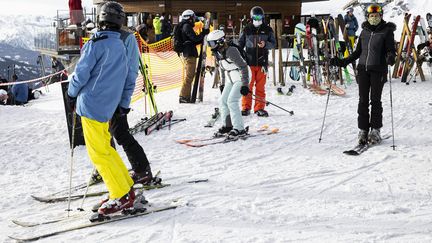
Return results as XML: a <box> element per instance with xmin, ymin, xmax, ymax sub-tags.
<box><xmin>109</xmin><ymin>113</ymin><xmax>150</xmax><ymax>173</ymax></box>
<box><xmin>357</xmin><ymin>70</ymin><xmax>386</xmax><ymax>130</ymax></box>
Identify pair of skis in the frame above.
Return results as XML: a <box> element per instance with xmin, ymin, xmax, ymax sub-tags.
<box><xmin>129</xmin><ymin>110</ymin><xmax>173</xmax><ymax>135</ymax></box>
<box><xmin>9</xmin><ymin>203</ymin><xmax>180</xmax><ymax>242</ymax></box>
<box><xmin>190</xmin><ymin>14</ymin><xmax>211</xmax><ymax>103</ymax></box>
<box><xmin>277</xmin><ymin>85</ymin><xmax>296</xmax><ymax>96</ymax></box>
<box><xmin>176</xmin><ymin>126</ymin><xmax>280</xmax><ymax>147</ymax></box>
<box><xmin>343</xmin><ymin>135</ymin><xmax>392</xmax><ymax>156</ymax></box>
<box><xmin>31</xmin><ymin>178</ymin><xmax>208</xmax><ymax>203</ymax></box>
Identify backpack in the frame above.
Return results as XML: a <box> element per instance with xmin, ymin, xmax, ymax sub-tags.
<box><xmin>223</xmin><ymin>40</ymin><xmax>247</xmax><ymax>63</ymax></box>
<box><xmin>173</xmin><ymin>22</ymin><xmax>185</xmax><ymax>55</ymax></box>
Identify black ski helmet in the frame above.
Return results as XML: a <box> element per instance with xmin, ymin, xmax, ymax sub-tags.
<box><xmin>250</xmin><ymin>6</ymin><xmax>264</xmax><ymax>19</ymax></box>
<box><xmin>98</xmin><ymin>1</ymin><xmax>126</xmax><ymax>29</ymax></box>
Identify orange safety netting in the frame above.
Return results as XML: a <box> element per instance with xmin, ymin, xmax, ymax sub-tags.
<box><xmin>136</xmin><ymin>33</ymin><xmax>184</xmax><ymax>94</ymax></box>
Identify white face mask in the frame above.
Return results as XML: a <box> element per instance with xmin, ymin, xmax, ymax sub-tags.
<box><xmin>253</xmin><ymin>20</ymin><xmax>262</xmax><ymax>27</ymax></box>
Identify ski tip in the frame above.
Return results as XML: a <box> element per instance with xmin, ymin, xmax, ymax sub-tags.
<box><xmin>261</xmin><ymin>124</ymin><xmax>269</xmax><ymax>129</ymax></box>
<box><xmin>175</xmin><ymin>139</ymin><xmax>192</xmax><ymax>144</ymax></box>
<box><xmin>270</xmin><ymin>128</ymin><xmax>280</xmax><ymax>133</ymax></box>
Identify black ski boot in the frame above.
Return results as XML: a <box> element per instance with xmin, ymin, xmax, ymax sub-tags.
<box><xmin>358</xmin><ymin>129</ymin><xmax>368</xmax><ymax>145</ymax></box>
<box><xmin>368</xmin><ymin>128</ymin><xmax>382</xmax><ymax>145</ymax></box>
<box><xmin>214</xmin><ymin>126</ymin><xmax>232</xmax><ymax>137</ymax></box>
<box><xmin>179</xmin><ymin>96</ymin><xmax>190</xmax><ymax>103</ymax></box>
<box><xmin>90</xmin><ymin>170</ymin><xmax>103</xmax><ymax>185</ymax></box>
<box><xmin>227</xmin><ymin>128</ymin><xmax>248</xmax><ymax>139</ymax></box>
<box><xmin>255</xmin><ymin>109</ymin><xmax>269</xmax><ymax>117</ymax></box>
<box><xmin>241</xmin><ymin>109</ymin><xmax>251</xmax><ymax>116</ymax></box>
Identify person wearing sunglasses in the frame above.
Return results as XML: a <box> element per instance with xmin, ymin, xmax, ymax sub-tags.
<box><xmin>330</xmin><ymin>3</ymin><xmax>396</xmax><ymax>145</ymax></box>
<box><xmin>238</xmin><ymin>6</ymin><xmax>276</xmax><ymax>117</ymax></box>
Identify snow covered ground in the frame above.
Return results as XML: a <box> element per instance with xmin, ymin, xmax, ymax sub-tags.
<box><xmin>2</xmin><ymin>0</ymin><xmax>432</xmax><ymax>242</ymax></box>
<box><xmin>1</xmin><ymin>65</ymin><xmax>432</xmax><ymax>242</ymax></box>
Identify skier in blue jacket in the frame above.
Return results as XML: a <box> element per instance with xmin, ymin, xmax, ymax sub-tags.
<box><xmin>11</xmin><ymin>75</ymin><xmax>29</xmax><ymax>105</ymax></box>
<box><xmin>67</xmin><ymin>1</ymin><xmax>137</xmax><ymax>217</ymax></box>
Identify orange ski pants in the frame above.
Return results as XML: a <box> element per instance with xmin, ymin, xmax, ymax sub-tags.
<box><xmin>242</xmin><ymin>66</ymin><xmax>267</xmax><ymax>112</ymax></box>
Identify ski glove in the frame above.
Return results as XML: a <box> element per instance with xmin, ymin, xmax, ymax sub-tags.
<box><xmin>202</xmin><ymin>28</ymin><xmax>210</xmax><ymax>35</ymax></box>
<box><xmin>330</xmin><ymin>57</ymin><xmax>347</xmax><ymax>67</ymax></box>
<box><xmin>115</xmin><ymin>106</ymin><xmax>131</xmax><ymax>117</ymax></box>
<box><xmin>66</xmin><ymin>94</ymin><xmax>77</xmax><ymax>111</ymax></box>
<box><xmin>386</xmin><ymin>53</ymin><xmax>396</xmax><ymax>66</ymax></box>
<box><xmin>240</xmin><ymin>85</ymin><xmax>250</xmax><ymax>96</ymax></box>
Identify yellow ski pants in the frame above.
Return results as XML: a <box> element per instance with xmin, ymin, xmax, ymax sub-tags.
<box><xmin>81</xmin><ymin>117</ymin><xmax>134</xmax><ymax>199</ymax></box>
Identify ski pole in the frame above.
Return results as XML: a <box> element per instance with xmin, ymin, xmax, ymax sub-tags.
<box><xmin>318</xmin><ymin>84</ymin><xmax>331</xmax><ymax>143</ymax></box>
<box><xmin>77</xmin><ymin>167</ymin><xmax>97</xmax><ymax>211</ymax></box>
<box><xmin>251</xmin><ymin>93</ymin><xmax>294</xmax><ymax>115</ymax></box>
<box><xmin>66</xmin><ymin>111</ymin><xmax>77</xmax><ymax>217</ymax></box>
<box><xmin>388</xmin><ymin>65</ymin><xmax>396</xmax><ymax>150</ymax></box>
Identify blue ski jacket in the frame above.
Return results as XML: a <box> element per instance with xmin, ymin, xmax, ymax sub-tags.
<box><xmin>11</xmin><ymin>82</ymin><xmax>28</xmax><ymax>103</ymax></box>
<box><xmin>68</xmin><ymin>31</ymin><xmax>132</xmax><ymax>122</ymax></box>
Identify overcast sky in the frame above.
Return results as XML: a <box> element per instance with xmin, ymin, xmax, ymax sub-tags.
<box><xmin>0</xmin><ymin>0</ymin><xmax>94</xmax><ymax>16</ymax></box>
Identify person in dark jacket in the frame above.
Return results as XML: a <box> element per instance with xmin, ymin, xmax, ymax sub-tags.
<box><xmin>178</xmin><ymin>9</ymin><xmax>209</xmax><ymax>103</ymax></box>
<box><xmin>238</xmin><ymin>6</ymin><xmax>276</xmax><ymax>117</ymax></box>
<box><xmin>331</xmin><ymin>3</ymin><xmax>396</xmax><ymax>145</ymax></box>
<box><xmin>160</xmin><ymin>14</ymin><xmax>172</xmax><ymax>40</ymax></box>
<box><xmin>417</xmin><ymin>33</ymin><xmax>432</xmax><ymax>64</ymax></box>
<box><xmin>11</xmin><ymin>74</ymin><xmax>29</xmax><ymax>105</ymax></box>
<box><xmin>344</xmin><ymin>7</ymin><xmax>359</xmax><ymax>57</ymax></box>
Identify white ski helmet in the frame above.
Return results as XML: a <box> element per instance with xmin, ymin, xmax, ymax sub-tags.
<box><xmin>207</xmin><ymin>30</ymin><xmax>225</xmax><ymax>50</ymax></box>
<box><xmin>181</xmin><ymin>9</ymin><xmax>195</xmax><ymax>20</ymax></box>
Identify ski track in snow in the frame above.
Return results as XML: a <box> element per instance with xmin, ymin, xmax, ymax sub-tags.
<box><xmin>2</xmin><ymin>0</ymin><xmax>432</xmax><ymax>241</ymax></box>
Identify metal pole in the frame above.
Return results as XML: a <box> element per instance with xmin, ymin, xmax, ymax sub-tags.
<box><xmin>388</xmin><ymin>65</ymin><xmax>396</xmax><ymax>150</ymax></box>
<box><xmin>66</xmin><ymin>112</ymin><xmax>77</xmax><ymax>216</ymax></box>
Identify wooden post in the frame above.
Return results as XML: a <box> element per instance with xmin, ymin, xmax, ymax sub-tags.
<box><xmin>270</xmin><ymin>19</ymin><xmax>276</xmax><ymax>86</ymax></box>
<box><xmin>277</xmin><ymin>19</ymin><xmax>284</xmax><ymax>86</ymax></box>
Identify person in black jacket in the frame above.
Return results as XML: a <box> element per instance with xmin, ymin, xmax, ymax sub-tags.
<box><xmin>238</xmin><ymin>6</ymin><xmax>276</xmax><ymax>117</ymax></box>
<box><xmin>178</xmin><ymin>9</ymin><xmax>209</xmax><ymax>103</ymax></box>
<box><xmin>331</xmin><ymin>4</ymin><xmax>396</xmax><ymax>145</ymax></box>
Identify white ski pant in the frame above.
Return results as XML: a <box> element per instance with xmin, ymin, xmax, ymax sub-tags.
<box><xmin>219</xmin><ymin>73</ymin><xmax>244</xmax><ymax>131</ymax></box>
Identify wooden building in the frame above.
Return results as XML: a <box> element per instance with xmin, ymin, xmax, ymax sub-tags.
<box><xmin>93</xmin><ymin>0</ymin><xmax>328</xmax><ymax>34</ymax></box>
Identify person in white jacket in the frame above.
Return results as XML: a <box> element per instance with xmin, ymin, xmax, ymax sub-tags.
<box><xmin>207</xmin><ymin>30</ymin><xmax>250</xmax><ymax>138</ymax></box>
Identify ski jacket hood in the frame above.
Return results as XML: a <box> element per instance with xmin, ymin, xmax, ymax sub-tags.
<box><xmin>68</xmin><ymin>31</ymin><xmax>130</xmax><ymax>122</ymax></box>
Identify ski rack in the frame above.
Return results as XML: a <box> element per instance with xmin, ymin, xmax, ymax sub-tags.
<box><xmin>393</xmin><ymin>15</ymin><xmax>425</xmax><ymax>81</ymax></box>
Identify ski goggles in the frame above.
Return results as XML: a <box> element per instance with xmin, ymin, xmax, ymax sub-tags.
<box><xmin>367</xmin><ymin>5</ymin><xmax>382</xmax><ymax>15</ymax></box>
<box><xmin>251</xmin><ymin>15</ymin><xmax>264</xmax><ymax>21</ymax></box>
<box><xmin>207</xmin><ymin>38</ymin><xmax>225</xmax><ymax>49</ymax></box>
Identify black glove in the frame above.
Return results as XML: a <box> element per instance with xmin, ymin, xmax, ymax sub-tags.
<box><xmin>219</xmin><ymin>84</ymin><xmax>225</xmax><ymax>93</ymax></box>
<box><xmin>66</xmin><ymin>94</ymin><xmax>77</xmax><ymax>111</ymax></box>
<box><xmin>330</xmin><ymin>57</ymin><xmax>347</xmax><ymax>67</ymax></box>
<box><xmin>240</xmin><ymin>86</ymin><xmax>250</xmax><ymax>96</ymax></box>
<box><xmin>386</xmin><ymin>53</ymin><xmax>396</xmax><ymax>66</ymax></box>
<box><xmin>115</xmin><ymin>106</ymin><xmax>131</xmax><ymax>117</ymax></box>
<box><xmin>202</xmin><ymin>28</ymin><xmax>210</xmax><ymax>35</ymax></box>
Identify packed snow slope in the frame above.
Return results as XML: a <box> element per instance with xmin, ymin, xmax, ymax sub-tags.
<box><xmin>1</xmin><ymin>67</ymin><xmax>432</xmax><ymax>242</ymax></box>
<box><xmin>2</xmin><ymin>0</ymin><xmax>432</xmax><ymax>242</ymax></box>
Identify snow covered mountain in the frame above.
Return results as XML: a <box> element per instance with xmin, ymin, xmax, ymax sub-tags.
<box><xmin>0</xmin><ymin>15</ymin><xmax>53</xmax><ymax>50</ymax></box>
<box><xmin>0</xmin><ymin>15</ymin><xmax>53</xmax><ymax>80</ymax></box>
